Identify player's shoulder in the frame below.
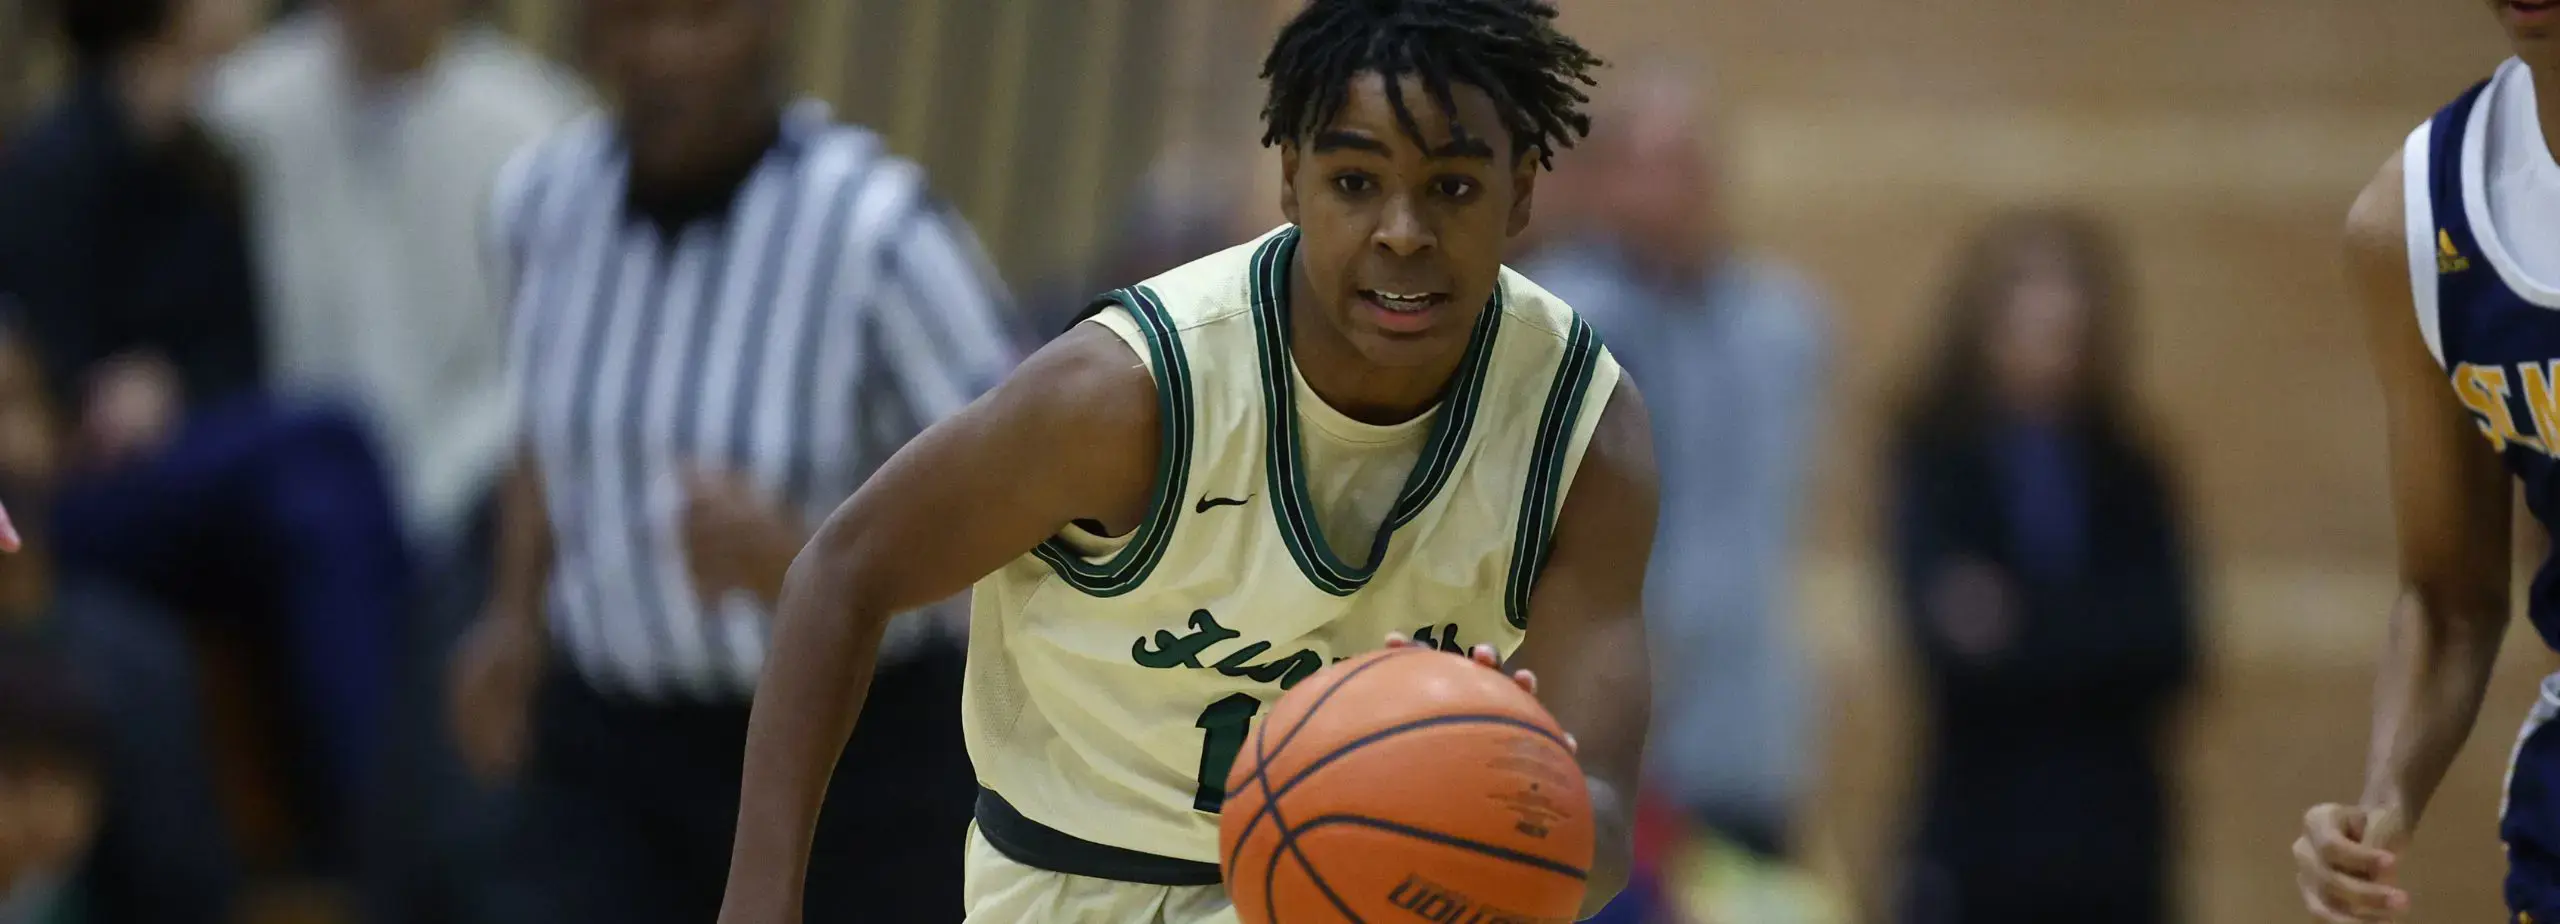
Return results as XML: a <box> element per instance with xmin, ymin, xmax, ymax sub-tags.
<box><xmin>1494</xmin><ymin>264</ymin><xmax>1585</xmax><ymax>345</ymax></box>
<box><xmin>997</xmin><ymin>321</ymin><xmax>1161</xmax><ymax>443</ymax></box>
<box><xmin>2345</xmin><ymin>145</ymin><xmax>2408</xmax><ymax>268</ymax></box>
<box><xmin>1121</xmin><ymin>227</ymin><xmax>1286</xmax><ymax>332</ymax></box>
<box><xmin>1559</xmin><ymin>375</ymin><xmax>1659</xmax><ymax>531</ymax></box>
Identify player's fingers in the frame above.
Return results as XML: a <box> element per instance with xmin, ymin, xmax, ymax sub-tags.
<box><xmin>2297</xmin><ymin>878</ymin><xmax>2367</xmax><ymax>924</ymax></box>
<box><xmin>1383</xmin><ymin>632</ymin><xmax>1414</xmax><ymax>649</ymax></box>
<box><xmin>0</xmin><ymin>502</ymin><xmax>22</xmax><ymax>553</ymax></box>
<box><xmin>1564</xmin><ymin>732</ymin><xmax>1578</xmax><ymax>754</ymax></box>
<box><xmin>2294</xmin><ymin>839</ymin><xmax>2406</xmax><ymax>920</ymax></box>
<box><xmin>2308</xmin><ymin>821</ymin><xmax>2396</xmax><ymax>879</ymax></box>
<box><xmin>1511</xmin><ymin>669</ymin><xmax>1538</xmax><ymax>695</ymax></box>
<box><xmin>1470</xmin><ymin>643</ymin><xmax>1500</xmax><ymax>668</ymax></box>
<box><xmin>2316</xmin><ymin>873</ymin><xmax>2407</xmax><ymax>920</ymax></box>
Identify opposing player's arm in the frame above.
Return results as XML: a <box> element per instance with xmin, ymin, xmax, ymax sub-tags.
<box><xmin>2296</xmin><ymin>150</ymin><xmax>2513</xmax><ymax>923</ymax></box>
<box><xmin>2350</xmin><ymin>150</ymin><xmax>2514</xmax><ymax>830</ymax></box>
<box><xmin>718</xmin><ymin>323</ymin><xmax>1159</xmax><ymax>924</ymax></box>
<box><xmin>1507</xmin><ymin>377</ymin><xmax>1658</xmax><ymax>918</ymax></box>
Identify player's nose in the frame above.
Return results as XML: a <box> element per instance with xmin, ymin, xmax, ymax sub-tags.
<box><xmin>1370</xmin><ymin>193</ymin><xmax>1436</xmax><ymax>257</ymax></box>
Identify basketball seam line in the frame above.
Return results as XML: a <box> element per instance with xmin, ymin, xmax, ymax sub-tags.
<box><xmin>1253</xmin><ymin>715</ymin><xmax>1577</xmax><ymax>923</ymax></box>
<box><xmin>1290</xmin><ymin>813</ymin><xmax>1592</xmax><ymax>880</ymax></box>
<box><xmin>1237</xmin><ymin>650</ymin><xmax>1427</xmax><ymax>923</ymax></box>
<box><xmin>1226</xmin><ymin>712</ymin><xmax>1572</xmax><ymax>872</ymax></box>
<box><xmin>1225</xmin><ymin>649</ymin><xmax>1429</xmax><ymax>875</ymax></box>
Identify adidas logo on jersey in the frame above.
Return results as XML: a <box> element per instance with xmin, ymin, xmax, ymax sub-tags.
<box><xmin>2441</xmin><ymin>229</ymin><xmax>2473</xmax><ymax>274</ymax></box>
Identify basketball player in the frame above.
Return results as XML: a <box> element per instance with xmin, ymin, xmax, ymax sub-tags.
<box><xmin>2292</xmin><ymin>3</ymin><xmax>2560</xmax><ymax>922</ymax></box>
<box><xmin>714</xmin><ymin>1</ymin><xmax>1654</xmax><ymax>921</ymax></box>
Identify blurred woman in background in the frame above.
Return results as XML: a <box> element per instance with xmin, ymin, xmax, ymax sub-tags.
<box><xmin>1888</xmin><ymin>208</ymin><xmax>2199</xmax><ymax>924</ymax></box>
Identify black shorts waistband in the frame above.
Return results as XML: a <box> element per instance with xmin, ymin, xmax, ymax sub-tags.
<box><xmin>973</xmin><ymin>788</ymin><xmax>1223</xmax><ymax>887</ymax></box>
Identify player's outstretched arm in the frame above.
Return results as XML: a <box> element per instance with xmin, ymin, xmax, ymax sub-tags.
<box><xmin>2292</xmin><ymin>151</ymin><xmax>2514</xmax><ymax>924</ymax></box>
<box><xmin>717</xmin><ymin>324</ymin><xmax>1159</xmax><ymax>924</ymax></box>
<box><xmin>1507</xmin><ymin>377</ymin><xmax>1658</xmax><ymax>918</ymax></box>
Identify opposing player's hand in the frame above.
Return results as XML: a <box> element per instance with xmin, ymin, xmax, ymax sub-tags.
<box><xmin>2293</xmin><ymin>802</ymin><xmax>2410</xmax><ymax>922</ymax></box>
<box><xmin>1381</xmin><ymin>634</ymin><xmax>1576</xmax><ymax>754</ymax></box>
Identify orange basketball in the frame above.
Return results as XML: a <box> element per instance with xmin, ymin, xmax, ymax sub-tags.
<box><xmin>1217</xmin><ymin>647</ymin><xmax>1594</xmax><ymax>924</ymax></box>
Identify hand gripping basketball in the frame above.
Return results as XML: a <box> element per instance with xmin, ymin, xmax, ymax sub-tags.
<box><xmin>1217</xmin><ymin>642</ymin><xmax>1596</xmax><ymax>924</ymax></box>
<box><xmin>1380</xmin><ymin>633</ymin><xmax>1580</xmax><ymax>755</ymax></box>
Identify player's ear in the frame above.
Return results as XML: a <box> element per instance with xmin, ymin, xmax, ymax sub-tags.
<box><xmin>1279</xmin><ymin>142</ymin><xmax>1303</xmax><ymax>225</ymax></box>
<box><xmin>1506</xmin><ymin>152</ymin><xmax>1538</xmax><ymax>237</ymax></box>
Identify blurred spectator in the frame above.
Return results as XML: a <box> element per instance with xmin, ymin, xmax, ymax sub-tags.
<box><xmin>1020</xmin><ymin>148</ymin><xmax>1237</xmax><ymax>349</ymax></box>
<box><xmin>1887</xmin><ymin>208</ymin><xmax>2197</xmax><ymax>924</ymax></box>
<box><xmin>0</xmin><ymin>0</ymin><xmax>412</xmax><ymax>863</ymax></box>
<box><xmin>0</xmin><ymin>314</ymin><xmax>233</xmax><ymax>924</ymax></box>
<box><xmin>445</xmin><ymin>0</ymin><xmax>1014</xmax><ymax>921</ymax></box>
<box><xmin>199</xmin><ymin>1</ymin><xmax>588</xmax><ymax>918</ymax></box>
<box><xmin>1521</xmin><ymin>71</ymin><xmax>1830</xmax><ymax>874</ymax></box>
<box><xmin>0</xmin><ymin>640</ymin><xmax>100</xmax><ymax>924</ymax></box>
<box><xmin>203</xmin><ymin>0</ymin><xmax>589</xmax><ymax>564</ymax></box>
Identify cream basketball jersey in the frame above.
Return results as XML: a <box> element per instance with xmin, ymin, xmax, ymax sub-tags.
<box><xmin>962</xmin><ymin>225</ymin><xmax>1623</xmax><ymax>882</ymax></box>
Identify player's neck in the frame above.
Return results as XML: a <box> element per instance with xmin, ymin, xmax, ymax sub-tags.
<box><xmin>1285</xmin><ymin>265</ymin><xmax>1466</xmax><ymax>425</ymax></box>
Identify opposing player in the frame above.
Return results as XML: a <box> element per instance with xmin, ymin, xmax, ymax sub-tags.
<box><xmin>2293</xmin><ymin>3</ymin><xmax>2560</xmax><ymax>922</ymax></box>
<box><xmin>713</xmin><ymin>1</ymin><xmax>1654</xmax><ymax>921</ymax></box>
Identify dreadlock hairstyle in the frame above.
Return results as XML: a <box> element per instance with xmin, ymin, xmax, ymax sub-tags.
<box><xmin>1259</xmin><ymin>0</ymin><xmax>1605</xmax><ymax>171</ymax></box>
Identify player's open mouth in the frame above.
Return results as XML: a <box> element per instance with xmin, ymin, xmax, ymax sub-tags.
<box><xmin>2510</xmin><ymin>0</ymin><xmax>2560</xmax><ymax>23</ymax></box>
<box><xmin>1358</xmin><ymin>290</ymin><xmax>1448</xmax><ymax>333</ymax></box>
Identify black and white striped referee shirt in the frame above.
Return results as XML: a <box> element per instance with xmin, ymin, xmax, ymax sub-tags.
<box><xmin>491</xmin><ymin>101</ymin><xmax>1016</xmax><ymax>700</ymax></box>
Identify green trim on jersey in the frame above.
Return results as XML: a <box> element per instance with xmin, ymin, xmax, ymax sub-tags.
<box><xmin>1245</xmin><ymin>227</ymin><xmax>1504</xmax><ymax>596</ymax></box>
<box><xmin>1031</xmin><ymin>285</ymin><xmax>1193</xmax><ymax>596</ymax></box>
<box><xmin>1504</xmin><ymin>316</ymin><xmax>1602</xmax><ymax>629</ymax></box>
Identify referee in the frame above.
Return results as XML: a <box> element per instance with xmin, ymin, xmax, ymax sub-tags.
<box><xmin>442</xmin><ymin>0</ymin><xmax>1013</xmax><ymax>921</ymax></box>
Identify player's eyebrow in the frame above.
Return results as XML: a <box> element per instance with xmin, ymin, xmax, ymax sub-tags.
<box><xmin>1313</xmin><ymin>129</ymin><xmax>1495</xmax><ymax>161</ymax></box>
<box><xmin>1429</xmin><ymin>135</ymin><xmax>1495</xmax><ymax>160</ymax></box>
<box><xmin>1312</xmin><ymin>130</ymin><xmax>1391</xmax><ymax>155</ymax></box>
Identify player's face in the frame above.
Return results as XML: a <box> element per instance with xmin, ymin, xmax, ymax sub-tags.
<box><xmin>1280</xmin><ymin>72</ymin><xmax>1537</xmax><ymax>369</ymax></box>
<box><xmin>2493</xmin><ymin>0</ymin><xmax>2560</xmax><ymax>63</ymax></box>
<box><xmin>588</xmin><ymin>0</ymin><xmax>783</xmax><ymax>184</ymax></box>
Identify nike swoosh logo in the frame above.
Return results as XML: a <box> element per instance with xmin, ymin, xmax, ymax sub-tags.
<box><xmin>1194</xmin><ymin>495</ymin><xmax>1251</xmax><ymax>514</ymax></box>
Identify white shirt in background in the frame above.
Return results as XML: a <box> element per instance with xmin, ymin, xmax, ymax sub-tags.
<box><xmin>202</xmin><ymin>13</ymin><xmax>592</xmax><ymax>558</ymax></box>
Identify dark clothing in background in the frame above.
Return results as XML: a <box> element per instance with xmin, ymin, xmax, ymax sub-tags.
<box><xmin>497</xmin><ymin>647</ymin><xmax>977</xmax><ymax>924</ymax></box>
<box><xmin>0</xmin><ymin>74</ymin><xmax>263</xmax><ymax>404</ymax></box>
<box><xmin>0</xmin><ymin>73</ymin><xmax>409</xmax><ymax>861</ymax></box>
<box><xmin>51</xmin><ymin>399</ymin><xmax>410</xmax><ymax>837</ymax></box>
<box><xmin>1890</xmin><ymin>425</ymin><xmax>2197</xmax><ymax>924</ymax></box>
<box><xmin>23</xmin><ymin>575</ymin><xmax>240</xmax><ymax>924</ymax></box>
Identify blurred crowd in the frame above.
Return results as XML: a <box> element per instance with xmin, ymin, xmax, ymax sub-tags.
<box><xmin>0</xmin><ymin>1</ymin><xmax>2205</xmax><ymax>923</ymax></box>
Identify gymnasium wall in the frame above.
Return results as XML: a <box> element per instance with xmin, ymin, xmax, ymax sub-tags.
<box><xmin>1</xmin><ymin>1</ymin><xmax>2546</xmax><ymax>920</ymax></box>
<box><xmin>1527</xmin><ymin>3</ymin><xmax>2539</xmax><ymax>923</ymax></box>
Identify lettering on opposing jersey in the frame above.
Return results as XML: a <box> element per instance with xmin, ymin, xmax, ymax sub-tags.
<box><xmin>2455</xmin><ymin>361</ymin><xmax>2554</xmax><ymax>454</ymax></box>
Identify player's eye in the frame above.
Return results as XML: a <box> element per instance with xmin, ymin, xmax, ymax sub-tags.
<box><xmin>1331</xmin><ymin>173</ymin><xmax>1376</xmax><ymax>197</ymax></box>
<box><xmin>1432</xmin><ymin>176</ymin><xmax>1480</xmax><ymax>201</ymax></box>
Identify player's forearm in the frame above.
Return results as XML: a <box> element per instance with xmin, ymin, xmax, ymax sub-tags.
<box><xmin>1578</xmin><ymin>776</ymin><xmax>1633</xmax><ymax>918</ymax></box>
<box><xmin>2359</xmin><ymin>587</ymin><xmax>2508</xmax><ymax>827</ymax></box>
<box><xmin>722</xmin><ymin>539</ymin><xmax>895</xmax><ymax>916</ymax></box>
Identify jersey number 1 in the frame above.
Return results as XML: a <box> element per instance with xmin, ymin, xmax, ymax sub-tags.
<box><xmin>1191</xmin><ymin>693</ymin><xmax>1262</xmax><ymax>813</ymax></box>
